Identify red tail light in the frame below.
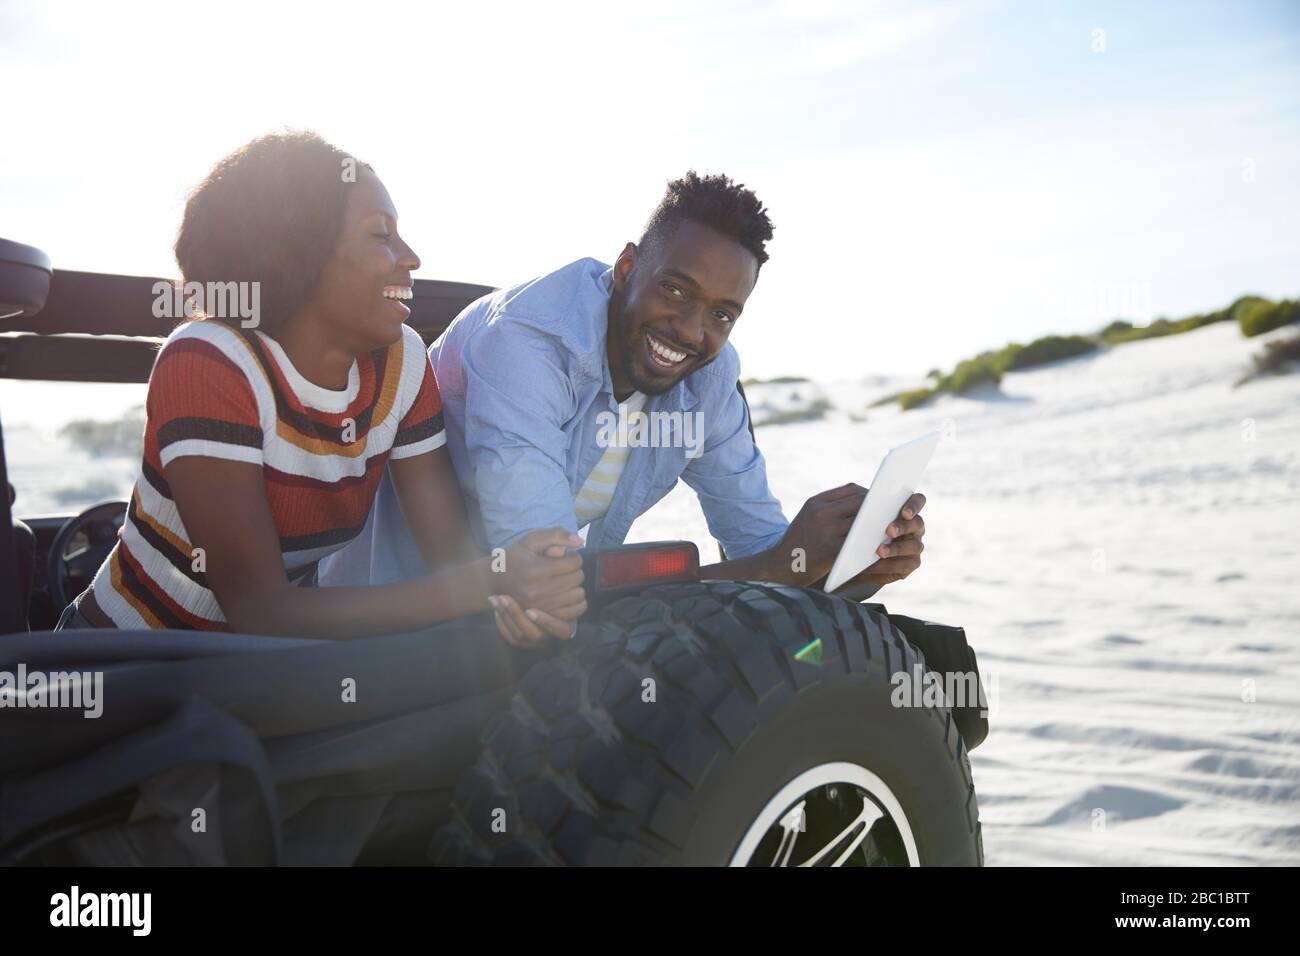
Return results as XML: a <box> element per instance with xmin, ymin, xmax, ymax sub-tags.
<box><xmin>596</xmin><ymin>542</ymin><xmax>699</xmax><ymax>590</ymax></box>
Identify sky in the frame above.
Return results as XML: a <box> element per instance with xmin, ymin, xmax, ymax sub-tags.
<box><xmin>2</xmin><ymin>0</ymin><xmax>1298</xmax><ymax>380</ymax></box>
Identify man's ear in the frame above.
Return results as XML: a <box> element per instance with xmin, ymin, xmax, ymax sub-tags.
<box><xmin>612</xmin><ymin>242</ymin><xmax>637</xmax><ymax>290</ymax></box>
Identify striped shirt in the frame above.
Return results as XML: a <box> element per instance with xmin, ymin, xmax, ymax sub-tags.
<box><xmin>573</xmin><ymin>392</ymin><xmax>646</xmax><ymax>528</ymax></box>
<box><xmin>81</xmin><ymin>320</ymin><xmax>444</xmax><ymax>630</ymax></box>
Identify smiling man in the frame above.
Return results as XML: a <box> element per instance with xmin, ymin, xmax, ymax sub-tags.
<box><xmin>319</xmin><ymin>172</ymin><xmax>927</xmax><ymax>618</ymax></box>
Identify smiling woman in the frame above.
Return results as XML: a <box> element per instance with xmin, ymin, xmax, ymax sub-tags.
<box><xmin>174</xmin><ymin>132</ymin><xmax>365</xmax><ymax>337</ymax></box>
<box><xmin>54</xmin><ymin>130</ymin><xmax>587</xmax><ymax>648</ymax></box>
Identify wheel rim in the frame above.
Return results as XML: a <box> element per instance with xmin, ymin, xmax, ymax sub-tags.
<box><xmin>729</xmin><ymin>762</ymin><xmax>920</xmax><ymax>867</ymax></box>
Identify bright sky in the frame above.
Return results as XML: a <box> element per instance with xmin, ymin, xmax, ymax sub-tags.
<box><xmin>2</xmin><ymin>0</ymin><xmax>1297</xmax><ymax>379</ymax></box>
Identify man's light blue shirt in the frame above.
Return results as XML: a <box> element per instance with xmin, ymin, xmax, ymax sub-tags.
<box><xmin>319</xmin><ymin>257</ymin><xmax>788</xmax><ymax>587</ymax></box>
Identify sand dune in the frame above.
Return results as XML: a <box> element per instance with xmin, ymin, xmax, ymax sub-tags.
<box><xmin>632</xmin><ymin>320</ymin><xmax>1300</xmax><ymax>865</ymax></box>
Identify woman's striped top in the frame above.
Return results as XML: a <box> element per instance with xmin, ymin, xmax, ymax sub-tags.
<box><xmin>80</xmin><ymin>320</ymin><xmax>444</xmax><ymax>630</ymax></box>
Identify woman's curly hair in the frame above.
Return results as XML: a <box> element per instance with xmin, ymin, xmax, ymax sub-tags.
<box><xmin>174</xmin><ymin>130</ymin><xmax>365</xmax><ymax>333</ymax></box>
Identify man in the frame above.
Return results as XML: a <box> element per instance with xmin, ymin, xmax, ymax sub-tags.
<box><xmin>319</xmin><ymin>172</ymin><xmax>926</xmax><ymax>637</ymax></box>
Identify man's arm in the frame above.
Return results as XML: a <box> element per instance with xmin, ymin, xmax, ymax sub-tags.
<box><xmin>455</xmin><ymin>318</ymin><xmax>581</xmax><ymax>549</ymax></box>
<box><xmin>705</xmin><ymin>485</ymin><xmax>927</xmax><ymax>590</ymax></box>
<box><xmin>689</xmin><ymin>365</ymin><xmax>927</xmax><ymax>589</ymax></box>
<box><xmin>678</xmin><ymin>362</ymin><xmax>789</xmax><ymax>571</ymax></box>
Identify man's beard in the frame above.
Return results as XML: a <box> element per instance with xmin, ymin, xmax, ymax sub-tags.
<box><xmin>609</xmin><ymin>285</ymin><xmax>714</xmax><ymax>396</ymax></box>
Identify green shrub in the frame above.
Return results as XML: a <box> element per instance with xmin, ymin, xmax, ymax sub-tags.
<box><xmin>894</xmin><ymin>335</ymin><xmax>1097</xmax><ymax>411</ymax></box>
<box><xmin>1253</xmin><ymin>333</ymin><xmax>1300</xmax><ymax>372</ymax></box>
<box><xmin>1003</xmin><ymin>334</ymin><xmax>1098</xmax><ymax>370</ymax></box>
<box><xmin>1107</xmin><ymin>317</ymin><xmax>1178</xmax><ymax>343</ymax></box>
<box><xmin>1092</xmin><ymin>295</ymin><xmax>1288</xmax><ymax>344</ymax></box>
<box><xmin>1172</xmin><ymin>314</ymin><xmax>1209</xmax><ymax>333</ymax></box>
<box><xmin>740</xmin><ymin>374</ymin><xmax>811</xmax><ymax>386</ymax></box>
<box><xmin>1229</xmin><ymin>295</ymin><xmax>1268</xmax><ymax>325</ymax></box>
<box><xmin>1100</xmin><ymin>305</ymin><xmax>1236</xmax><ymax>344</ymax></box>
<box><xmin>891</xmin><ymin>293</ymin><xmax>1297</xmax><ymax>411</ymax></box>
<box><xmin>754</xmin><ymin>397</ymin><xmax>832</xmax><ymax>427</ymax></box>
<box><xmin>897</xmin><ymin>388</ymin><xmax>936</xmax><ymax>410</ymax></box>
<box><xmin>59</xmin><ymin>406</ymin><xmax>146</xmax><ymax>457</ymax></box>
<box><xmin>939</xmin><ymin>352</ymin><xmax>1004</xmax><ymax>393</ymax></box>
<box><xmin>1099</xmin><ymin>319</ymin><xmax>1134</xmax><ymax>342</ymax></box>
<box><xmin>1238</xmin><ymin>298</ymin><xmax>1300</xmax><ymax>337</ymax></box>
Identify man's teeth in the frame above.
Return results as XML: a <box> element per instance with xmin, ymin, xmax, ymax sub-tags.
<box><xmin>647</xmin><ymin>333</ymin><xmax>687</xmax><ymax>365</ymax></box>
<box><xmin>383</xmin><ymin>287</ymin><xmax>413</xmax><ymax>300</ymax></box>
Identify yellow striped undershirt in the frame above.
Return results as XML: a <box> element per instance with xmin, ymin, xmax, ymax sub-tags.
<box><xmin>574</xmin><ymin>392</ymin><xmax>647</xmax><ymax>527</ymax></box>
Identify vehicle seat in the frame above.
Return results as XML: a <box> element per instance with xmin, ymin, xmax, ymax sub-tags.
<box><xmin>12</xmin><ymin>518</ymin><xmax>34</xmax><ymax>630</ymax></box>
<box><xmin>9</xmin><ymin>480</ymin><xmax>34</xmax><ymax>631</ymax></box>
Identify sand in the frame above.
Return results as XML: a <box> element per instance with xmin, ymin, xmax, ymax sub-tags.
<box><xmin>630</xmin><ymin>320</ymin><xmax>1300</xmax><ymax>865</ymax></box>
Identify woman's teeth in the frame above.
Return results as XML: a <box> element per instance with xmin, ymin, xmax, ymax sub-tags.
<box><xmin>646</xmin><ymin>332</ymin><xmax>687</xmax><ymax>367</ymax></box>
<box><xmin>383</xmin><ymin>287</ymin><xmax>413</xmax><ymax>300</ymax></box>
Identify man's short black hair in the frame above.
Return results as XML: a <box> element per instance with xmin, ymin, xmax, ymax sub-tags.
<box><xmin>638</xmin><ymin>170</ymin><xmax>774</xmax><ymax>269</ymax></box>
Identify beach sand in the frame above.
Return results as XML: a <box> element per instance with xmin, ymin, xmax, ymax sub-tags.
<box><xmin>630</xmin><ymin>321</ymin><xmax>1300</xmax><ymax>865</ymax></box>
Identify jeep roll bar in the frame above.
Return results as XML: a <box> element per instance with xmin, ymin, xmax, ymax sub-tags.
<box><xmin>0</xmin><ymin>238</ymin><xmax>53</xmax><ymax>632</ymax></box>
<box><xmin>0</xmin><ymin>264</ymin><xmax>494</xmax><ymax>384</ymax></box>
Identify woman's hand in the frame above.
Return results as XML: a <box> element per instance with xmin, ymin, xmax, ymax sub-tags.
<box><xmin>490</xmin><ymin>593</ymin><xmax>580</xmax><ymax>646</ymax></box>
<box><xmin>495</xmin><ymin>528</ymin><xmax>586</xmax><ymax>614</ymax></box>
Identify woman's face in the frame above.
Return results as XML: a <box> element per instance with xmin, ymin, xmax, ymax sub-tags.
<box><xmin>309</xmin><ymin>167</ymin><xmax>421</xmax><ymax>351</ymax></box>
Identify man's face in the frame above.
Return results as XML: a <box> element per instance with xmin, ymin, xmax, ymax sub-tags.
<box><xmin>607</xmin><ymin>220</ymin><xmax>759</xmax><ymax>398</ymax></box>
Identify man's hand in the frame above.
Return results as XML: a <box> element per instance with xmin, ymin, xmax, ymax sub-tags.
<box><xmin>699</xmin><ymin>485</ymin><xmax>928</xmax><ymax>594</ymax></box>
<box><xmin>836</xmin><ymin>491</ymin><xmax>927</xmax><ymax>591</ymax></box>
<box><xmin>778</xmin><ymin>482</ymin><xmax>870</xmax><ymax>583</ymax></box>
<box><xmin>496</xmin><ymin>528</ymin><xmax>585</xmax><ymax>613</ymax></box>
<box><xmin>492</xmin><ymin>529</ymin><xmax>586</xmax><ymax>643</ymax></box>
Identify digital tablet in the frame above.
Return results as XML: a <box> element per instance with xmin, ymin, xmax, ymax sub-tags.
<box><xmin>824</xmin><ymin>431</ymin><xmax>942</xmax><ymax>593</ymax></box>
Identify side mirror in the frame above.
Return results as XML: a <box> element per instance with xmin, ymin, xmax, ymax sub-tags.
<box><xmin>0</xmin><ymin>238</ymin><xmax>53</xmax><ymax>322</ymax></box>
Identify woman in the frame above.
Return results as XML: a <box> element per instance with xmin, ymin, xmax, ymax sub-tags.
<box><xmin>60</xmin><ymin>131</ymin><xmax>582</xmax><ymax>646</ymax></box>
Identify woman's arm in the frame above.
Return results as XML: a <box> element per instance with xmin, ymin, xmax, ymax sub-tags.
<box><xmin>389</xmin><ymin>448</ymin><xmax>589</xmax><ymax>639</ymax></box>
<box><xmin>389</xmin><ymin>445</ymin><xmax>479</xmax><ymax>569</ymax></box>
<box><xmin>165</xmin><ymin>456</ymin><xmax>584</xmax><ymax>639</ymax></box>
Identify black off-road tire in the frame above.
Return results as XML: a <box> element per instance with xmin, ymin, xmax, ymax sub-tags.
<box><xmin>429</xmin><ymin>582</ymin><xmax>982</xmax><ymax>866</ymax></box>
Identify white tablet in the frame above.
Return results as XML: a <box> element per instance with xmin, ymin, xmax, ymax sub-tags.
<box><xmin>824</xmin><ymin>431</ymin><xmax>941</xmax><ymax>593</ymax></box>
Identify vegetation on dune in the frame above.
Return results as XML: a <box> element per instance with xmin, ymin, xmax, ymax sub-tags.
<box><xmin>740</xmin><ymin>374</ymin><xmax>811</xmax><ymax>386</ymax></box>
<box><xmin>869</xmin><ymin>390</ymin><xmax>907</xmax><ymax>408</ymax></box>
<box><xmin>896</xmin><ymin>388</ymin><xmax>938</xmax><ymax>411</ymax></box>
<box><xmin>885</xmin><ymin>293</ymin><xmax>1298</xmax><ymax>410</ymax></box>
<box><xmin>1101</xmin><ymin>309</ymin><xmax>1220</xmax><ymax>344</ymax></box>
<box><xmin>741</xmin><ymin>376</ymin><xmax>832</xmax><ymax>426</ymax></box>
<box><xmin>1004</xmin><ymin>334</ymin><xmax>1098</xmax><ymax>370</ymax></box>
<box><xmin>753</xmin><ymin>396</ymin><xmax>833</xmax><ymax>427</ymax></box>
<box><xmin>59</xmin><ymin>406</ymin><xmax>145</xmax><ymax>457</ymax></box>
<box><xmin>748</xmin><ymin>294</ymin><xmax>1297</xmax><ymax>414</ymax></box>
<box><xmin>1098</xmin><ymin>295</ymin><xmax>1270</xmax><ymax>345</ymax></box>
<box><xmin>939</xmin><ymin>352</ymin><xmax>1003</xmax><ymax>393</ymax></box>
<box><xmin>1237</xmin><ymin>297</ymin><xmax>1300</xmax><ymax>338</ymax></box>
<box><xmin>1236</xmin><ymin>332</ymin><xmax>1300</xmax><ymax>386</ymax></box>
<box><xmin>886</xmin><ymin>334</ymin><xmax>1099</xmax><ymax>409</ymax></box>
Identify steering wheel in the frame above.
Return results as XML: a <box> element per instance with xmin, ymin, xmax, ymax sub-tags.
<box><xmin>46</xmin><ymin>500</ymin><xmax>128</xmax><ymax>612</ymax></box>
